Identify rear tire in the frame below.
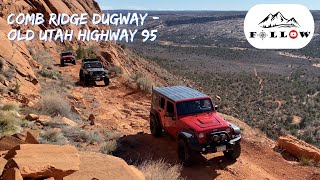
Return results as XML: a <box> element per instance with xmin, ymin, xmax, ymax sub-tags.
<box><xmin>73</xmin><ymin>60</ymin><xmax>76</xmax><ymax>65</ymax></box>
<box><xmin>60</xmin><ymin>60</ymin><xmax>65</xmax><ymax>67</ymax></box>
<box><xmin>178</xmin><ymin>139</ymin><xmax>193</xmax><ymax>166</ymax></box>
<box><xmin>104</xmin><ymin>77</ymin><xmax>110</xmax><ymax>86</ymax></box>
<box><xmin>223</xmin><ymin>141</ymin><xmax>241</xmax><ymax>160</ymax></box>
<box><xmin>150</xmin><ymin>115</ymin><xmax>162</xmax><ymax>137</ymax></box>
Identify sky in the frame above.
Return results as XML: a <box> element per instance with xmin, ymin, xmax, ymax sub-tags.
<box><xmin>96</xmin><ymin>0</ymin><xmax>320</xmax><ymax>11</ymax></box>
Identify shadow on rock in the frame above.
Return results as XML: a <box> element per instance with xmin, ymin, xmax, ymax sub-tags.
<box><xmin>114</xmin><ymin>133</ymin><xmax>237</xmax><ymax>180</ymax></box>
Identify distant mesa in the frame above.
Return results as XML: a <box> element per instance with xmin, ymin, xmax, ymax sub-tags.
<box><xmin>258</xmin><ymin>12</ymin><xmax>300</xmax><ymax>28</ymax></box>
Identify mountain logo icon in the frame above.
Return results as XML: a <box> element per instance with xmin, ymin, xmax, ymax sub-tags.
<box><xmin>258</xmin><ymin>12</ymin><xmax>300</xmax><ymax>28</ymax></box>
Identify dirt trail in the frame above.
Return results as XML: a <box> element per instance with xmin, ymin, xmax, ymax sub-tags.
<box><xmin>62</xmin><ymin>63</ymin><xmax>319</xmax><ymax>180</ymax></box>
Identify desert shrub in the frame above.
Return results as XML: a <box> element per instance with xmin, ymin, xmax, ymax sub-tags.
<box><xmin>299</xmin><ymin>157</ymin><xmax>316</xmax><ymax>166</ymax></box>
<box><xmin>39</xmin><ymin>129</ymin><xmax>67</xmax><ymax>145</ymax></box>
<box><xmin>40</xmin><ymin>92</ymin><xmax>71</xmax><ymax>117</ymax></box>
<box><xmin>86</xmin><ymin>45</ymin><xmax>97</xmax><ymax>58</ymax></box>
<box><xmin>138</xmin><ymin>160</ymin><xmax>184</xmax><ymax>180</ymax></box>
<box><xmin>20</xmin><ymin>120</ymin><xmax>36</xmax><ymax>129</ymax></box>
<box><xmin>0</xmin><ymin>111</ymin><xmax>20</xmax><ymax>136</ymax></box>
<box><xmin>31</xmin><ymin>50</ymin><xmax>52</xmax><ymax>67</ymax></box>
<box><xmin>86</xmin><ymin>130</ymin><xmax>103</xmax><ymax>144</ymax></box>
<box><xmin>0</xmin><ymin>74</ymin><xmax>5</xmax><ymax>84</ymax></box>
<box><xmin>1</xmin><ymin>103</ymin><xmax>18</xmax><ymax>111</ymax></box>
<box><xmin>101</xmin><ymin>130</ymin><xmax>123</xmax><ymax>141</ymax></box>
<box><xmin>64</xmin><ymin>45</ymin><xmax>74</xmax><ymax>51</ymax></box>
<box><xmin>76</xmin><ymin>45</ymin><xmax>86</xmax><ymax>59</ymax></box>
<box><xmin>0</xmin><ymin>57</ymin><xmax>5</xmax><ymax>71</ymax></box>
<box><xmin>13</xmin><ymin>81</ymin><xmax>20</xmax><ymax>94</ymax></box>
<box><xmin>2</xmin><ymin>68</ymin><xmax>16</xmax><ymax>81</ymax></box>
<box><xmin>38</xmin><ymin>69</ymin><xmax>62</xmax><ymax>80</ymax></box>
<box><xmin>62</xmin><ymin>126</ymin><xmax>87</xmax><ymax>142</ymax></box>
<box><xmin>62</xmin><ymin>127</ymin><xmax>102</xmax><ymax>144</ymax></box>
<box><xmin>108</xmin><ymin>65</ymin><xmax>123</xmax><ymax>76</ymax></box>
<box><xmin>100</xmin><ymin>140</ymin><xmax>117</xmax><ymax>154</ymax></box>
<box><xmin>132</xmin><ymin>72</ymin><xmax>154</xmax><ymax>93</ymax></box>
<box><xmin>120</xmin><ymin>44</ymin><xmax>127</xmax><ymax>49</ymax></box>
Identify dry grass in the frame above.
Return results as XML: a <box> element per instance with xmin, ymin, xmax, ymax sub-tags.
<box><xmin>132</xmin><ymin>72</ymin><xmax>154</xmax><ymax>93</ymax></box>
<box><xmin>100</xmin><ymin>140</ymin><xmax>117</xmax><ymax>154</ymax></box>
<box><xmin>39</xmin><ymin>129</ymin><xmax>67</xmax><ymax>145</ymax></box>
<box><xmin>39</xmin><ymin>91</ymin><xmax>71</xmax><ymax>117</ymax></box>
<box><xmin>138</xmin><ymin>160</ymin><xmax>184</xmax><ymax>180</ymax></box>
<box><xmin>0</xmin><ymin>111</ymin><xmax>21</xmax><ymax>136</ymax></box>
<box><xmin>1</xmin><ymin>103</ymin><xmax>18</xmax><ymax>111</ymax></box>
<box><xmin>299</xmin><ymin>157</ymin><xmax>316</xmax><ymax>166</ymax></box>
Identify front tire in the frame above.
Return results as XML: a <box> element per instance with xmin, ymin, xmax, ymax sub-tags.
<box><xmin>223</xmin><ymin>141</ymin><xmax>241</xmax><ymax>160</ymax></box>
<box><xmin>150</xmin><ymin>115</ymin><xmax>162</xmax><ymax>137</ymax></box>
<box><xmin>84</xmin><ymin>75</ymin><xmax>90</xmax><ymax>86</ymax></box>
<box><xmin>72</xmin><ymin>60</ymin><xmax>76</xmax><ymax>65</ymax></box>
<box><xmin>79</xmin><ymin>72</ymin><xmax>84</xmax><ymax>82</ymax></box>
<box><xmin>104</xmin><ymin>77</ymin><xmax>110</xmax><ymax>86</ymax></box>
<box><xmin>178</xmin><ymin>139</ymin><xmax>193</xmax><ymax>166</ymax></box>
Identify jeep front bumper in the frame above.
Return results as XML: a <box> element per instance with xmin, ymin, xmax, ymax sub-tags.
<box><xmin>188</xmin><ymin>135</ymin><xmax>241</xmax><ymax>154</ymax></box>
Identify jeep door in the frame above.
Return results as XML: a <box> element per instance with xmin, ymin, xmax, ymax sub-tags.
<box><xmin>164</xmin><ymin>100</ymin><xmax>177</xmax><ymax>136</ymax></box>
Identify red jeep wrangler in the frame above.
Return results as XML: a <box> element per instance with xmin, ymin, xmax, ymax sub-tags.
<box><xmin>60</xmin><ymin>51</ymin><xmax>76</xmax><ymax>66</ymax></box>
<box><xmin>150</xmin><ymin>86</ymin><xmax>241</xmax><ymax>165</ymax></box>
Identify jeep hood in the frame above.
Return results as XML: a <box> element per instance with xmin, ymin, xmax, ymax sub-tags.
<box><xmin>180</xmin><ymin>112</ymin><xmax>228</xmax><ymax>129</ymax></box>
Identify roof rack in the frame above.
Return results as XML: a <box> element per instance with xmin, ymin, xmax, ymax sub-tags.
<box><xmin>82</xmin><ymin>59</ymin><xmax>99</xmax><ymax>63</ymax></box>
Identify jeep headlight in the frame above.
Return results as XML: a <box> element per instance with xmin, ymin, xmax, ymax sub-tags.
<box><xmin>89</xmin><ymin>72</ymin><xmax>93</xmax><ymax>75</ymax></box>
<box><xmin>198</xmin><ymin>133</ymin><xmax>204</xmax><ymax>139</ymax></box>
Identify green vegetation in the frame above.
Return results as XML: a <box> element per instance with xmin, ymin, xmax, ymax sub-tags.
<box><xmin>38</xmin><ymin>69</ymin><xmax>62</xmax><ymax>80</ymax></box>
<box><xmin>1</xmin><ymin>103</ymin><xmax>17</xmax><ymax>111</ymax></box>
<box><xmin>108</xmin><ymin>65</ymin><xmax>123</xmax><ymax>76</ymax></box>
<box><xmin>299</xmin><ymin>157</ymin><xmax>316</xmax><ymax>166</ymax></box>
<box><xmin>76</xmin><ymin>45</ymin><xmax>98</xmax><ymax>59</ymax></box>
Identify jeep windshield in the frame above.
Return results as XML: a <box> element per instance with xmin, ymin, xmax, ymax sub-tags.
<box><xmin>61</xmin><ymin>52</ymin><xmax>73</xmax><ymax>56</ymax></box>
<box><xmin>176</xmin><ymin>99</ymin><xmax>213</xmax><ymax>116</ymax></box>
<box><xmin>85</xmin><ymin>62</ymin><xmax>103</xmax><ymax>69</ymax></box>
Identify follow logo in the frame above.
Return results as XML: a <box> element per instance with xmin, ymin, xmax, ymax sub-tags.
<box><xmin>244</xmin><ymin>4</ymin><xmax>314</xmax><ymax>49</ymax></box>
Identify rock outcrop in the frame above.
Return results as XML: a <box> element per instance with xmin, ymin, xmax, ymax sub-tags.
<box><xmin>4</xmin><ymin>144</ymin><xmax>80</xmax><ymax>179</ymax></box>
<box><xmin>65</xmin><ymin>152</ymin><xmax>145</xmax><ymax>180</ymax></box>
<box><xmin>278</xmin><ymin>135</ymin><xmax>320</xmax><ymax>162</ymax></box>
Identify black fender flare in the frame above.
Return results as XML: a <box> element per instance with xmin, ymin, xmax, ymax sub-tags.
<box><xmin>178</xmin><ymin>130</ymin><xmax>198</xmax><ymax>145</ymax></box>
<box><xmin>229</xmin><ymin>122</ymin><xmax>241</xmax><ymax>135</ymax></box>
<box><xmin>150</xmin><ymin>109</ymin><xmax>162</xmax><ymax>127</ymax></box>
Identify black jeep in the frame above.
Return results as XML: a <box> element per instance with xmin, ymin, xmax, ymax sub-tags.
<box><xmin>79</xmin><ymin>59</ymin><xmax>110</xmax><ymax>86</ymax></box>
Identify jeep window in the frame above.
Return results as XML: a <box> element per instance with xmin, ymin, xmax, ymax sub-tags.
<box><xmin>85</xmin><ymin>63</ymin><xmax>103</xmax><ymax>69</ymax></box>
<box><xmin>160</xmin><ymin>97</ymin><xmax>165</xmax><ymax>109</ymax></box>
<box><xmin>61</xmin><ymin>52</ymin><xmax>72</xmax><ymax>56</ymax></box>
<box><xmin>176</xmin><ymin>99</ymin><xmax>213</xmax><ymax>116</ymax></box>
<box><xmin>166</xmin><ymin>101</ymin><xmax>174</xmax><ymax>115</ymax></box>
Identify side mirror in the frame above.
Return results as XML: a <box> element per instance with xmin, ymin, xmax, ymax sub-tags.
<box><xmin>214</xmin><ymin>105</ymin><xmax>219</xmax><ymax>111</ymax></box>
